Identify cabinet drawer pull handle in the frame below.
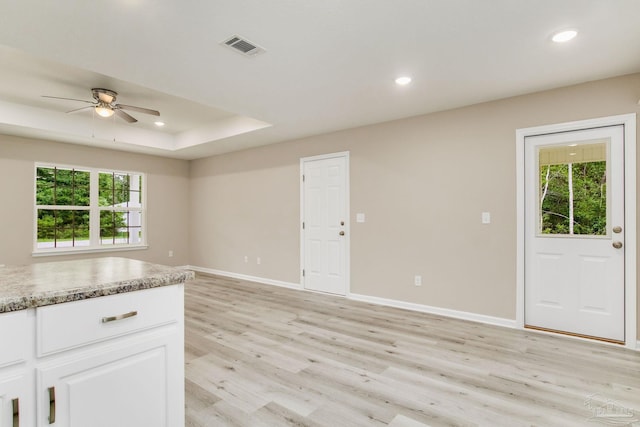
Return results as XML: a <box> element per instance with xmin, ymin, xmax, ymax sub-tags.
<box><xmin>12</xmin><ymin>398</ymin><xmax>19</xmax><ymax>427</ymax></box>
<box><xmin>101</xmin><ymin>310</ymin><xmax>138</xmax><ymax>323</ymax></box>
<box><xmin>48</xmin><ymin>387</ymin><xmax>55</xmax><ymax>424</ymax></box>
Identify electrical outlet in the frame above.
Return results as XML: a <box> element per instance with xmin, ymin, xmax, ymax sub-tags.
<box><xmin>414</xmin><ymin>275</ymin><xmax>422</xmax><ymax>286</ymax></box>
<box><xmin>168</xmin><ymin>250</ymin><xmax>174</xmax><ymax>258</ymax></box>
<box><xmin>257</xmin><ymin>257</ymin><xmax>261</xmax><ymax>265</ymax></box>
<box><xmin>244</xmin><ymin>256</ymin><xmax>248</xmax><ymax>263</ymax></box>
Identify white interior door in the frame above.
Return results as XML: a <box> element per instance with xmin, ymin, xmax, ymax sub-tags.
<box><xmin>301</xmin><ymin>153</ymin><xmax>349</xmax><ymax>295</ymax></box>
<box><xmin>525</xmin><ymin>125</ymin><xmax>625</xmax><ymax>342</ymax></box>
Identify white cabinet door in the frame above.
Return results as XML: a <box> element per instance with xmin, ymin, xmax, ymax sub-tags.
<box><xmin>0</xmin><ymin>373</ymin><xmax>31</xmax><ymax>427</ymax></box>
<box><xmin>37</xmin><ymin>331</ymin><xmax>181</xmax><ymax>427</ymax></box>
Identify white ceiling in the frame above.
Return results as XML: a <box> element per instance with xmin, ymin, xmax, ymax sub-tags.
<box><xmin>0</xmin><ymin>0</ymin><xmax>639</xmax><ymax>160</ymax></box>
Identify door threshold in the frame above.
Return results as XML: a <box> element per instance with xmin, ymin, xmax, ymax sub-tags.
<box><xmin>524</xmin><ymin>325</ymin><xmax>624</xmax><ymax>345</ymax></box>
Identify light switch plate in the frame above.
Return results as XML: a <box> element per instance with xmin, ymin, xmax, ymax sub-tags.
<box><xmin>356</xmin><ymin>213</ymin><xmax>365</xmax><ymax>223</ymax></box>
<box><xmin>482</xmin><ymin>212</ymin><xmax>491</xmax><ymax>224</ymax></box>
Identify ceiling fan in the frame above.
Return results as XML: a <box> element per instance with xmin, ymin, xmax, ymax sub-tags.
<box><xmin>42</xmin><ymin>88</ymin><xmax>160</xmax><ymax>123</ymax></box>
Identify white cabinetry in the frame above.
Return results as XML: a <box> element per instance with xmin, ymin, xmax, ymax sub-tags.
<box><xmin>0</xmin><ymin>374</ymin><xmax>30</xmax><ymax>427</ymax></box>
<box><xmin>0</xmin><ymin>310</ymin><xmax>32</xmax><ymax>427</ymax></box>
<box><xmin>0</xmin><ymin>284</ymin><xmax>184</xmax><ymax>427</ymax></box>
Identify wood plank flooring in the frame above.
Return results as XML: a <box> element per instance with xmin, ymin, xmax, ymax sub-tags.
<box><xmin>184</xmin><ymin>274</ymin><xmax>640</xmax><ymax>426</ymax></box>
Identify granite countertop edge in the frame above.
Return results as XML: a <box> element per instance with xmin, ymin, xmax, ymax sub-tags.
<box><xmin>0</xmin><ymin>269</ymin><xmax>195</xmax><ymax>314</ymax></box>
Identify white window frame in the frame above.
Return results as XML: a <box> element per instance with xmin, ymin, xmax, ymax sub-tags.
<box><xmin>33</xmin><ymin>163</ymin><xmax>148</xmax><ymax>257</ymax></box>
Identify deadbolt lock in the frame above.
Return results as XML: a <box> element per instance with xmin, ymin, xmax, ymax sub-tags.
<box><xmin>613</xmin><ymin>226</ymin><xmax>622</xmax><ymax>234</ymax></box>
<box><xmin>613</xmin><ymin>241</ymin><xmax>623</xmax><ymax>249</ymax></box>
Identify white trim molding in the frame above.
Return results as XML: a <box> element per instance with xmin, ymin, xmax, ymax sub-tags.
<box><xmin>348</xmin><ymin>293</ymin><xmax>517</xmax><ymax>329</ymax></box>
<box><xmin>185</xmin><ymin>265</ymin><xmax>302</xmax><ymax>291</ymax></box>
<box><xmin>187</xmin><ymin>265</ymin><xmax>515</xmax><ymax>328</ymax></box>
<box><xmin>186</xmin><ymin>265</ymin><xmax>640</xmax><ymax>351</ymax></box>
<box><xmin>516</xmin><ymin>113</ymin><xmax>637</xmax><ymax>350</ymax></box>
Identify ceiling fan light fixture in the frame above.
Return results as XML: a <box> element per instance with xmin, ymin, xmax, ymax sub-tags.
<box><xmin>95</xmin><ymin>104</ymin><xmax>114</xmax><ymax>118</ymax></box>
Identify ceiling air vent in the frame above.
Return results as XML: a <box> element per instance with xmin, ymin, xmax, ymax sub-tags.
<box><xmin>222</xmin><ymin>35</ymin><xmax>265</xmax><ymax>57</ymax></box>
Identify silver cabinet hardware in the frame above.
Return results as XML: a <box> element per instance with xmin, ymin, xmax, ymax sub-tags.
<box><xmin>12</xmin><ymin>398</ymin><xmax>18</xmax><ymax>427</ymax></box>
<box><xmin>101</xmin><ymin>311</ymin><xmax>138</xmax><ymax>324</ymax></box>
<box><xmin>612</xmin><ymin>241</ymin><xmax>623</xmax><ymax>249</ymax></box>
<box><xmin>48</xmin><ymin>387</ymin><xmax>55</xmax><ymax>424</ymax></box>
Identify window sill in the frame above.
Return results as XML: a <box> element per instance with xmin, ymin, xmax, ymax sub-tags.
<box><xmin>32</xmin><ymin>245</ymin><xmax>148</xmax><ymax>258</ymax></box>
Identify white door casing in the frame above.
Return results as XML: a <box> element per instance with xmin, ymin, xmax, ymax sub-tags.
<box><xmin>301</xmin><ymin>152</ymin><xmax>350</xmax><ymax>295</ymax></box>
<box><xmin>516</xmin><ymin>114</ymin><xmax>637</xmax><ymax>348</ymax></box>
<box><xmin>525</xmin><ymin>126</ymin><xmax>624</xmax><ymax>342</ymax></box>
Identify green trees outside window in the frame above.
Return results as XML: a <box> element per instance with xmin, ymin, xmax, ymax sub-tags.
<box><xmin>539</xmin><ymin>161</ymin><xmax>607</xmax><ymax>235</ymax></box>
<box><xmin>99</xmin><ymin>172</ymin><xmax>142</xmax><ymax>245</ymax></box>
<box><xmin>36</xmin><ymin>167</ymin><xmax>90</xmax><ymax>246</ymax></box>
<box><xmin>35</xmin><ymin>165</ymin><xmax>144</xmax><ymax>250</ymax></box>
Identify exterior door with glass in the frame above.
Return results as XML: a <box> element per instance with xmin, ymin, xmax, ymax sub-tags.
<box><xmin>524</xmin><ymin>125</ymin><xmax>625</xmax><ymax>342</ymax></box>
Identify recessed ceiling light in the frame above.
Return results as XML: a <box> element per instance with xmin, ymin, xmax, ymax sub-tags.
<box><xmin>154</xmin><ymin>121</ymin><xmax>165</xmax><ymax>127</ymax></box>
<box><xmin>552</xmin><ymin>30</ymin><xmax>578</xmax><ymax>43</ymax></box>
<box><xmin>395</xmin><ymin>76</ymin><xmax>412</xmax><ymax>86</ymax></box>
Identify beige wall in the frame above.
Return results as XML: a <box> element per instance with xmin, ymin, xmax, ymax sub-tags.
<box><xmin>1</xmin><ymin>73</ymin><xmax>638</xmax><ymax>339</ymax></box>
<box><xmin>0</xmin><ymin>135</ymin><xmax>190</xmax><ymax>266</ymax></box>
<box><xmin>190</xmin><ymin>73</ymin><xmax>640</xmax><ymax>337</ymax></box>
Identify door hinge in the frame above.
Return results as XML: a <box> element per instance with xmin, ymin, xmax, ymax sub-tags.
<box><xmin>302</xmin><ymin>269</ymin><xmax>305</xmax><ymax>277</ymax></box>
<box><xmin>302</xmin><ymin>222</ymin><xmax>305</xmax><ymax>229</ymax></box>
<box><xmin>302</xmin><ymin>174</ymin><xmax>305</xmax><ymax>182</ymax></box>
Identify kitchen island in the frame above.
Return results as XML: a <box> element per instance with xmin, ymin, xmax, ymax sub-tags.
<box><xmin>0</xmin><ymin>257</ymin><xmax>194</xmax><ymax>427</ymax></box>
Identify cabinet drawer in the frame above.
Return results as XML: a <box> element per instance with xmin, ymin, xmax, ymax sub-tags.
<box><xmin>0</xmin><ymin>310</ymin><xmax>29</xmax><ymax>367</ymax></box>
<box><xmin>37</xmin><ymin>285</ymin><xmax>181</xmax><ymax>357</ymax></box>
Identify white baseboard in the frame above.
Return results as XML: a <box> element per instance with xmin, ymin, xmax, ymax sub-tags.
<box><xmin>184</xmin><ymin>265</ymin><xmax>303</xmax><ymax>291</ymax></box>
<box><xmin>348</xmin><ymin>292</ymin><xmax>517</xmax><ymax>329</ymax></box>
<box><xmin>187</xmin><ymin>265</ymin><xmax>516</xmax><ymax>330</ymax></box>
<box><xmin>184</xmin><ymin>266</ymin><xmax>639</xmax><ymax>350</ymax></box>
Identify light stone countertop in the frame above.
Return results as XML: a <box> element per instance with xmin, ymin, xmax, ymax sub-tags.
<box><xmin>0</xmin><ymin>257</ymin><xmax>195</xmax><ymax>313</ymax></box>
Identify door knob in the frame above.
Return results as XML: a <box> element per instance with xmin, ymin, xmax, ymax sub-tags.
<box><xmin>339</xmin><ymin>231</ymin><xmax>345</xmax><ymax>236</ymax></box>
<box><xmin>612</xmin><ymin>241</ymin><xmax>623</xmax><ymax>249</ymax></box>
<box><xmin>613</xmin><ymin>226</ymin><xmax>622</xmax><ymax>233</ymax></box>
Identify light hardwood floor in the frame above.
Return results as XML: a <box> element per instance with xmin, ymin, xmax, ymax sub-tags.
<box><xmin>185</xmin><ymin>274</ymin><xmax>640</xmax><ymax>427</ymax></box>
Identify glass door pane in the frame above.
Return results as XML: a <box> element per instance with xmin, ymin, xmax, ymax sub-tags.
<box><xmin>537</xmin><ymin>140</ymin><xmax>609</xmax><ymax>237</ymax></box>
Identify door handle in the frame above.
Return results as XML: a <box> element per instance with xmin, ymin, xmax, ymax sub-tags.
<box><xmin>613</xmin><ymin>241</ymin><xmax>623</xmax><ymax>249</ymax></box>
<box><xmin>339</xmin><ymin>231</ymin><xmax>345</xmax><ymax>236</ymax></box>
<box><xmin>48</xmin><ymin>386</ymin><xmax>56</xmax><ymax>424</ymax></box>
<box><xmin>12</xmin><ymin>398</ymin><xmax>19</xmax><ymax>427</ymax></box>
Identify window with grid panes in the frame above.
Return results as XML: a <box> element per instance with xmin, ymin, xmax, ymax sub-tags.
<box><xmin>35</xmin><ymin>164</ymin><xmax>146</xmax><ymax>253</ymax></box>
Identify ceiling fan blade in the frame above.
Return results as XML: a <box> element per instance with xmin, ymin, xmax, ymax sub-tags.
<box><xmin>42</xmin><ymin>95</ymin><xmax>95</xmax><ymax>104</ymax></box>
<box><xmin>115</xmin><ymin>109</ymin><xmax>138</xmax><ymax>123</ymax></box>
<box><xmin>116</xmin><ymin>104</ymin><xmax>160</xmax><ymax>116</ymax></box>
<box><xmin>66</xmin><ymin>106</ymin><xmax>94</xmax><ymax>114</ymax></box>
